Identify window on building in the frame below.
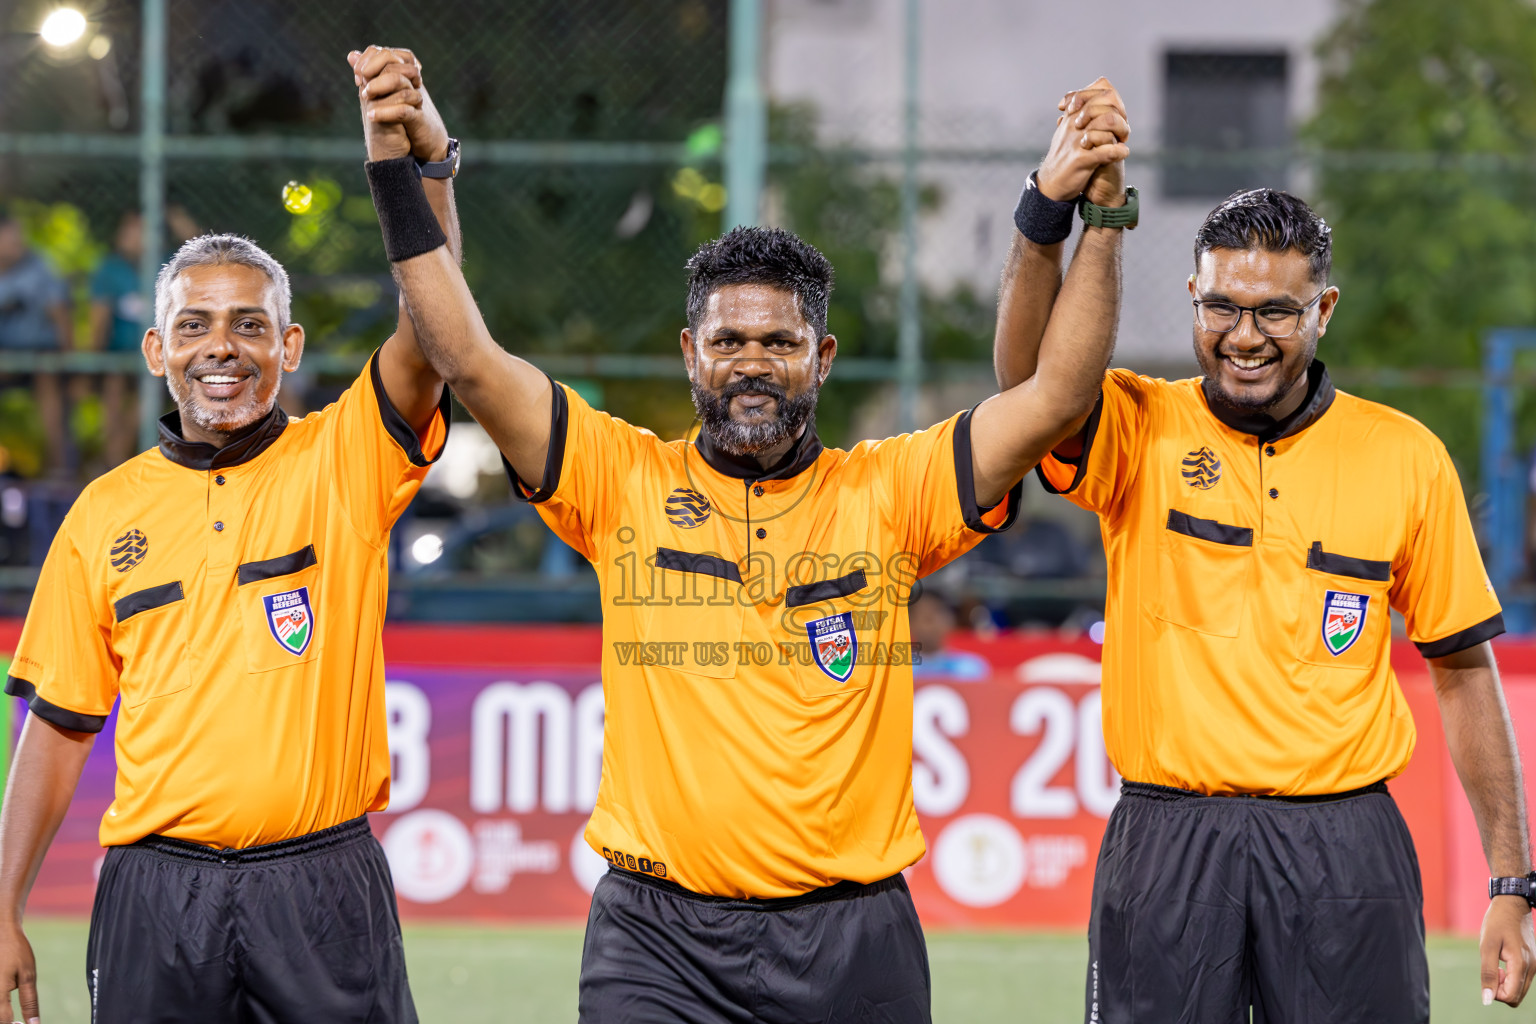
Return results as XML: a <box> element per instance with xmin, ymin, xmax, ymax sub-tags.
<box><xmin>1163</xmin><ymin>51</ymin><xmax>1289</xmax><ymax>199</ymax></box>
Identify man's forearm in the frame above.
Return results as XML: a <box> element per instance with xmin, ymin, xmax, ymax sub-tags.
<box><xmin>0</xmin><ymin>716</ymin><xmax>94</xmax><ymax>922</ymax></box>
<box><xmin>391</xmin><ymin>179</ymin><xmax>458</xmax><ymax>371</ymax></box>
<box><xmin>1432</xmin><ymin>646</ymin><xmax>1531</xmax><ymax>875</ymax></box>
<box><xmin>392</xmin><ymin>246</ymin><xmax>492</xmax><ymax>390</ymax></box>
<box><xmin>423</xmin><ymin>178</ymin><xmax>461</xmax><ymax>266</ymax></box>
<box><xmin>994</xmin><ymin>234</ymin><xmax>1065</xmax><ymax>391</ymax></box>
<box><xmin>1029</xmin><ymin>224</ymin><xmax>1120</xmax><ymax>425</ymax></box>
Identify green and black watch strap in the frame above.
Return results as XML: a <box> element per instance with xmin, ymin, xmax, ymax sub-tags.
<box><xmin>1079</xmin><ymin>186</ymin><xmax>1139</xmax><ymax>229</ymax></box>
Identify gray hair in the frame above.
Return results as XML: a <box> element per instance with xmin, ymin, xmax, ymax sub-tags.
<box><xmin>154</xmin><ymin>233</ymin><xmax>291</xmax><ymax>337</ymax></box>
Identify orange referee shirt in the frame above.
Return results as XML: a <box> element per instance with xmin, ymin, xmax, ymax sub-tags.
<box><xmin>1037</xmin><ymin>361</ymin><xmax>1503</xmax><ymax>796</ymax></box>
<box><xmin>514</xmin><ymin>382</ymin><xmax>1017</xmax><ymax>898</ymax></box>
<box><xmin>6</xmin><ymin>352</ymin><xmax>449</xmax><ymax>848</ymax></box>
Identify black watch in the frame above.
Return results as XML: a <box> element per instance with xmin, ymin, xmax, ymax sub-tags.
<box><xmin>1488</xmin><ymin>872</ymin><xmax>1536</xmax><ymax>906</ymax></box>
<box><xmin>417</xmin><ymin>138</ymin><xmax>460</xmax><ymax>179</ymax></box>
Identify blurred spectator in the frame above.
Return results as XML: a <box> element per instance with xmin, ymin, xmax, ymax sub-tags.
<box><xmin>89</xmin><ymin>211</ymin><xmax>147</xmax><ymax>468</ymax></box>
<box><xmin>88</xmin><ymin>207</ymin><xmax>199</xmax><ymax>467</ymax></box>
<box><xmin>910</xmin><ymin>591</ymin><xmax>991</xmax><ymax>681</ymax></box>
<box><xmin>0</xmin><ymin>213</ymin><xmax>69</xmax><ymax>477</ymax></box>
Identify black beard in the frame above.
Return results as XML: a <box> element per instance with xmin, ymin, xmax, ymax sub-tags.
<box><xmin>1194</xmin><ymin>328</ymin><xmax>1317</xmax><ymax>415</ymax></box>
<box><xmin>691</xmin><ymin>375</ymin><xmax>819</xmax><ymax>457</ymax></box>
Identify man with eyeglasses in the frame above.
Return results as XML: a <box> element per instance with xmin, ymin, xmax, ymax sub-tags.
<box><xmin>996</xmin><ymin>182</ymin><xmax>1535</xmax><ymax>1020</ymax></box>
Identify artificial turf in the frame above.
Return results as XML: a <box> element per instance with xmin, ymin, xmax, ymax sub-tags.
<box><xmin>14</xmin><ymin>919</ymin><xmax>1536</xmax><ymax>1022</ymax></box>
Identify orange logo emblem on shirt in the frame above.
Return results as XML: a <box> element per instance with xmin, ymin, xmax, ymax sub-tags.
<box><xmin>1180</xmin><ymin>447</ymin><xmax>1222</xmax><ymax>490</ymax></box>
<box><xmin>110</xmin><ymin>529</ymin><xmax>147</xmax><ymax>572</ymax></box>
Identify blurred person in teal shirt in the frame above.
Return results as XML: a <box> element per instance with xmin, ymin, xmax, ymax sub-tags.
<box><xmin>88</xmin><ymin>207</ymin><xmax>198</xmax><ymax>466</ymax></box>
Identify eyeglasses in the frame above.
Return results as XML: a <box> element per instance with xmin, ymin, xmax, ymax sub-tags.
<box><xmin>1192</xmin><ymin>288</ymin><xmax>1328</xmax><ymax>339</ymax></box>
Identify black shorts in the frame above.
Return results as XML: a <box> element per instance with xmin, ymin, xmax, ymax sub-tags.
<box><xmin>86</xmin><ymin>814</ymin><xmax>416</xmax><ymax>1024</ymax></box>
<box><xmin>1086</xmin><ymin>781</ymin><xmax>1428</xmax><ymax>1024</ymax></box>
<box><xmin>579</xmin><ymin>867</ymin><xmax>931</xmax><ymax>1023</ymax></box>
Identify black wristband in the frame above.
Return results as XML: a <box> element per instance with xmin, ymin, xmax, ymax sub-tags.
<box><xmin>1013</xmin><ymin>171</ymin><xmax>1077</xmax><ymax>246</ymax></box>
<box><xmin>365</xmin><ymin>156</ymin><xmax>449</xmax><ymax>262</ymax></box>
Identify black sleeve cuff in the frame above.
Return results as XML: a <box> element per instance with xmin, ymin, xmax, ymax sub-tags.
<box><xmin>1034</xmin><ymin>391</ymin><xmax>1104</xmax><ymax>496</ymax></box>
<box><xmin>1415</xmin><ymin>613</ymin><xmax>1507</xmax><ymax>659</ymax></box>
<box><xmin>369</xmin><ymin>349</ymin><xmax>452</xmax><ymax>468</ymax></box>
<box><xmin>5</xmin><ymin>675</ymin><xmax>107</xmax><ymax>734</ymax></box>
<box><xmin>953</xmin><ymin>405</ymin><xmax>1023</xmax><ymax>534</ymax></box>
<box><xmin>506</xmin><ymin>375</ymin><xmax>569</xmax><ymax>504</ymax></box>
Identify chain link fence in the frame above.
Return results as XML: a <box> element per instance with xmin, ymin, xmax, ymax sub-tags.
<box><xmin>1</xmin><ymin>0</ymin><xmax>1533</xmax><ymax>625</ymax></box>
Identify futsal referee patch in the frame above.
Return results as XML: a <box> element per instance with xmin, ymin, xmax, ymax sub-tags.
<box><xmin>807</xmin><ymin>612</ymin><xmax>857</xmax><ymax>683</ymax></box>
<box><xmin>1321</xmin><ymin>590</ymin><xmax>1369</xmax><ymax>656</ymax></box>
<box><xmin>264</xmin><ymin>586</ymin><xmax>315</xmax><ymax>656</ymax></box>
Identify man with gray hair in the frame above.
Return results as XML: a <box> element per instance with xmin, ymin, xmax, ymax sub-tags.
<box><xmin>0</xmin><ymin>90</ymin><xmax>455</xmax><ymax>1020</ymax></box>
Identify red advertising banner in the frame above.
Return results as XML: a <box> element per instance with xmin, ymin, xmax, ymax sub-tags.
<box><xmin>3</xmin><ymin>620</ymin><xmax>1535</xmax><ymax>933</ymax></box>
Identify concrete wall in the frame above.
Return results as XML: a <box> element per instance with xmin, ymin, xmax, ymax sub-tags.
<box><xmin>766</xmin><ymin>0</ymin><xmax>1339</xmax><ymax>364</ymax></box>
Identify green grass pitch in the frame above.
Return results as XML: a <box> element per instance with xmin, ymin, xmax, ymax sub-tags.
<box><xmin>15</xmin><ymin>919</ymin><xmax>1535</xmax><ymax>1021</ymax></box>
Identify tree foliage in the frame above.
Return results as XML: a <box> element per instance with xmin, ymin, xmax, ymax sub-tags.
<box><xmin>1306</xmin><ymin>0</ymin><xmax>1536</xmax><ymax>471</ymax></box>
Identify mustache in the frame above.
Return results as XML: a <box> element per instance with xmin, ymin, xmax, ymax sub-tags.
<box><xmin>183</xmin><ymin>359</ymin><xmax>260</xmax><ymax>380</ymax></box>
<box><xmin>714</xmin><ymin>377</ymin><xmax>788</xmax><ymax>402</ymax></box>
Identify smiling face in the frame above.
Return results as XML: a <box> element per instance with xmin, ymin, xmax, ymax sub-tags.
<box><xmin>143</xmin><ymin>263</ymin><xmax>304</xmax><ymax>445</ymax></box>
<box><xmin>1189</xmin><ymin>247</ymin><xmax>1338</xmax><ymax>418</ymax></box>
<box><xmin>681</xmin><ymin>283</ymin><xmax>836</xmax><ymax>464</ymax></box>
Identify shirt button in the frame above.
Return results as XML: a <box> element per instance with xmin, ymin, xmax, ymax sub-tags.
<box><xmin>215</xmin><ymin>474</ymin><xmax>226</xmax><ymax>485</ymax></box>
<box><xmin>1268</xmin><ymin>488</ymin><xmax>1279</xmax><ymax>499</ymax></box>
<box><xmin>756</xmin><ymin>528</ymin><xmax>767</xmax><ymax>540</ymax></box>
<box><xmin>753</xmin><ymin>485</ymin><xmax>764</xmax><ymax>497</ymax></box>
<box><xmin>1265</xmin><ymin>445</ymin><xmax>1276</xmax><ymax>457</ymax></box>
<box><xmin>214</xmin><ymin>521</ymin><xmax>225</xmax><ymax>531</ymax></box>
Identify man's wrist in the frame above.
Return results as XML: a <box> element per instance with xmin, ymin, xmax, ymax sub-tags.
<box><xmin>366</xmin><ymin>156</ymin><xmax>450</xmax><ymax>261</ymax></box>
<box><xmin>1079</xmin><ymin>186</ymin><xmax>1139</xmax><ymax>229</ymax></box>
<box><xmin>1014</xmin><ymin>171</ymin><xmax>1077</xmax><ymax>246</ymax></box>
<box><xmin>1488</xmin><ymin>870</ymin><xmax>1536</xmax><ymax>905</ymax></box>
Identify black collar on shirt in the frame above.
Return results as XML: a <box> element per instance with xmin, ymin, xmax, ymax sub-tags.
<box><xmin>157</xmin><ymin>401</ymin><xmax>289</xmax><ymax>471</ymax></box>
<box><xmin>695</xmin><ymin>419</ymin><xmax>825</xmax><ymax>482</ymax></box>
<box><xmin>1200</xmin><ymin>359</ymin><xmax>1336</xmax><ymax>442</ymax></box>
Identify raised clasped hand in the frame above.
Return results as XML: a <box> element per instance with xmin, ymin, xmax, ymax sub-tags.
<box><xmin>1037</xmin><ymin>75</ymin><xmax>1130</xmax><ymax>209</ymax></box>
<box><xmin>347</xmin><ymin>45</ymin><xmax>450</xmax><ymax>165</ymax></box>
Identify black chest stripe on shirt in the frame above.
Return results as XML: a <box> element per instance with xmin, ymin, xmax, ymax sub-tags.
<box><xmin>237</xmin><ymin>544</ymin><xmax>318</xmax><ymax>586</ymax></box>
<box><xmin>1306</xmin><ymin>542</ymin><xmax>1391</xmax><ymax>583</ymax></box>
<box><xmin>786</xmin><ymin>570</ymin><xmax>869</xmax><ymax>608</ymax></box>
<box><xmin>1166</xmin><ymin>509</ymin><xmax>1253</xmax><ymax>547</ymax></box>
<box><xmin>655</xmin><ymin>547</ymin><xmax>743</xmax><ymax>584</ymax></box>
<box><xmin>114</xmin><ymin>581</ymin><xmax>185</xmax><ymax>622</ymax></box>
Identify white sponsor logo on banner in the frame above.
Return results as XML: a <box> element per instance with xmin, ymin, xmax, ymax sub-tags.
<box><xmin>932</xmin><ymin>815</ymin><xmax>1090</xmax><ymax>907</ymax></box>
<box><xmin>932</xmin><ymin>814</ymin><xmax>1027</xmax><ymax>907</ymax></box>
<box><xmin>382</xmin><ymin>809</ymin><xmax>476</xmax><ymax>903</ymax></box>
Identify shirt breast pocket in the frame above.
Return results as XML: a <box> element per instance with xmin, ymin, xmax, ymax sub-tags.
<box><xmin>784</xmin><ymin>569</ymin><xmax>873</xmax><ymax>698</ymax></box>
<box><xmin>237</xmin><ymin>544</ymin><xmax>321</xmax><ymax>674</ymax></box>
<box><xmin>646</xmin><ymin>547</ymin><xmax>745</xmax><ymax>679</ymax></box>
<box><xmin>1156</xmin><ymin>510</ymin><xmax>1254</xmax><ymax>638</ymax></box>
<box><xmin>1293</xmin><ymin>542</ymin><xmax>1393</xmax><ymax>670</ymax></box>
<box><xmin>112</xmin><ymin>581</ymin><xmax>192</xmax><ymax>707</ymax></box>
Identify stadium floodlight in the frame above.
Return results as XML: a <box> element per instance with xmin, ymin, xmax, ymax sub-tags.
<box><xmin>39</xmin><ymin>7</ymin><xmax>88</xmax><ymax>48</ymax></box>
<box><xmin>410</xmin><ymin>533</ymin><xmax>444</xmax><ymax>565</ymax></box>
